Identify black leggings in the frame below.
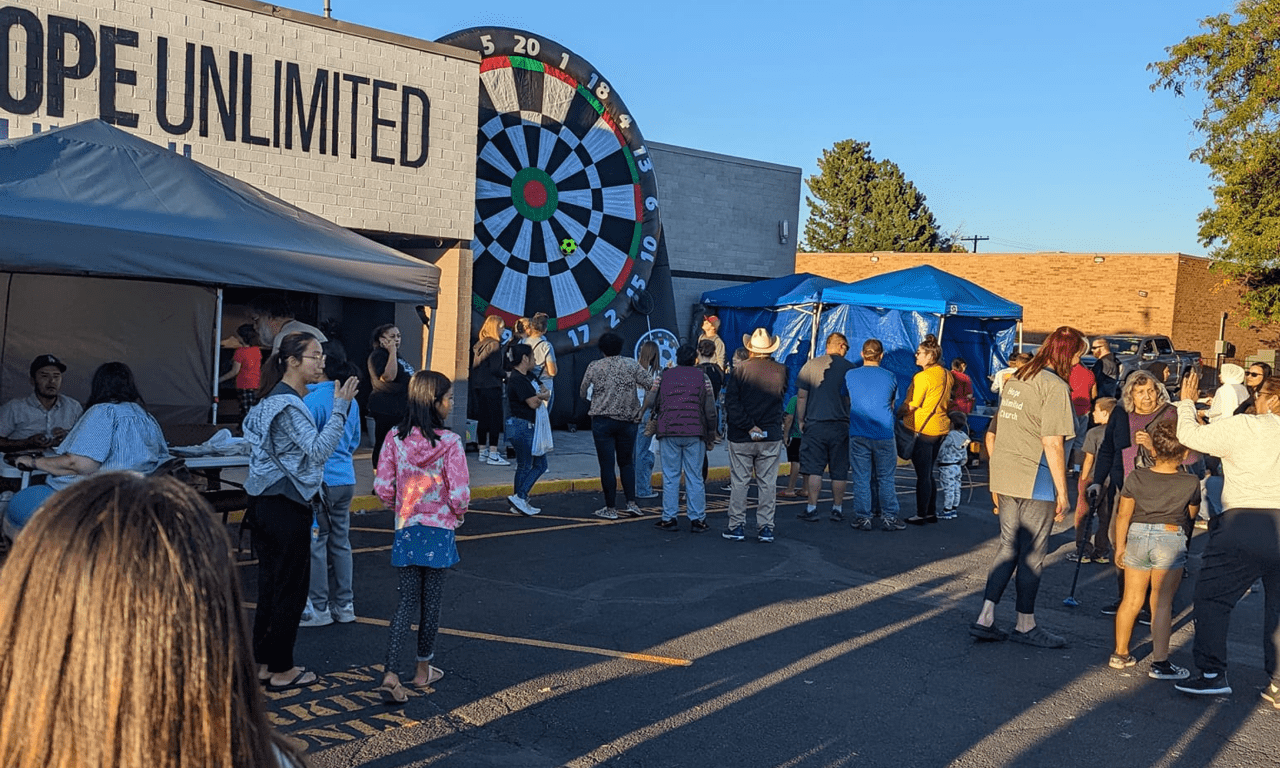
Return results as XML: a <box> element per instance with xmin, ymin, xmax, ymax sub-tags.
<box><xmin>473</xmin><ymin>387</ymin><xmax>504</xmax><ymax>447</ymax></box>
<box><xmin>250</xmin><ymin>494</ymin><xmax>312</xmax><ymax>673</ymax></box>
<box><xmin>371</xmin><ymin>413</ymin><xmax>399</xmax><ymax>471</ymax></box>
<box><xmin>384</xmin><ymin>566</ymin><xmax>446</xmax><ymax>673</ymax></box>
<box><xmin>911</xmin><ymin>433</ymin><xmax>942</xmax><ymax>518</ymax></box>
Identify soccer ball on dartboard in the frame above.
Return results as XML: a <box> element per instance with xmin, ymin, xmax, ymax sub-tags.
<box><xmin>560</xmin><ymin>238</ymin><xmax>578</xmax><ymax>256</ymax></box>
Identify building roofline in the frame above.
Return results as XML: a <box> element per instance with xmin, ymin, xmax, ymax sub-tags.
<box><xmin>648</xmin><ymin>141</ymin><xmax>801</xmax><ymax>174</ymax></box>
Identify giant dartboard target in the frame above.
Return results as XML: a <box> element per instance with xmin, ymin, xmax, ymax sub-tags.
<box><xmin>438</xmin><ymin>28</ymin><xmax>662</xmax><ymax>354</ymax></box>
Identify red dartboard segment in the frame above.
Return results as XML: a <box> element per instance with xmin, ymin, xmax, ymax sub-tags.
<box><xmin>486</xmin><ymin>306</ymin><xmax>521</xmax><ymax>326</ymax></box>
<box><xmin>611</xmin><ymin>257</ymin><xmax>634</xmax><ymax>292</ymax></box>
<box><xmin>634</xmin><ymin>186</ymin><xmax>644</xmax><ymax>221</ymax></box>
<box><xmin>479</xmin><ymin>56</ymin><xmax>510</xmax><ymax>73</ymax></box>
<box><xmin>545</xmin><ymin>66</ymin><xmax>576</xmax><ymax>87</ymax></box>
<box><xmin>558</xmin><ymin>307</ymin><xmax>591</xmax><ymax>328</ymax></box>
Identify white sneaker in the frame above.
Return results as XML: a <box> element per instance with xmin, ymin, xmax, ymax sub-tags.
<box><xmin>526</xmin><ymin>503</ymin><xmax>541</xmax><ymax>515</ymax></box>
<box><xmin>507</xmin><ymin>495</ymin><xmax>537</xmax><ymax>516</ymax></box>
<box><xmin>333</xmin><ymin>602</ymin><xmax>356</xmax><ymax>623</ymax></box>
<box><xmin>487</xmin><ymin>452</ymin><xmax>510</xmax><ymax>466</ymax></box>
<box><xmin>299</xmin><ymin>604</ymin><xmax>334</xmax><ymax>627</ymax></box>
<box><xmin>593</xmin><ymin>507</ymin><xmax>619</xmax><ymax>520</ymax></box>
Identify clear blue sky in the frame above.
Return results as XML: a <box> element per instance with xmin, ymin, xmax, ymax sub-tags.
<box><xmin>276</xmin><ymin>0</ymin><xmax>1231</xmax><ymax>254</ymax></box>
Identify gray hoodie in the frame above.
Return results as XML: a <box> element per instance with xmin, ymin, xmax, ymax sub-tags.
<box><xmin>243</xmin><ymin>384</ymin><xmax>350</xmax><ymax>501</ymax></box>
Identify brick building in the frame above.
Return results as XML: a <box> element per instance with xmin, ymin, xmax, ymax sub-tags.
<box><xmin>795</xmin><ymin>252</ymin><xmax>1278</xmax><ymax>366</ymax></box>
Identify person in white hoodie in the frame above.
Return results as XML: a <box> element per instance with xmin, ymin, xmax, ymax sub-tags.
<box><xmin>1201</xmin><ymin>363</ymin><xmax>1249</xmax><ymax>423</ymax></box>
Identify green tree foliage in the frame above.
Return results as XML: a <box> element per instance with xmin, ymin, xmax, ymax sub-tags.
<box><xmin>1151</xmin><ymin>0</ymin><xmax>1280</xmax><ymax>322</ymax></box>
<box><xmin>802</xmin><ymin>139</ymin><xmax>942</xmax><ymax>253</ymax></box>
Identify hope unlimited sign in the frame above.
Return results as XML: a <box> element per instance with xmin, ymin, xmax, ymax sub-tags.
<box><xmin>438</xmin><ymin>27</ymin><xmax>663</xmax><ymax>352</ymax></box>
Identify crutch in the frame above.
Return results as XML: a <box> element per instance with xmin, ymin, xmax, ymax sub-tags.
<box><xmin>1064</xmin><ymin>484</ymin><xmax>1105</xmax><ymax>607</ymax></box>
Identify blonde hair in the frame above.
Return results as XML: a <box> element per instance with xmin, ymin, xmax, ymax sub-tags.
<box><xmin>0</xmin><ymin>473</ymin><xmax>302</xmax><ymax>768</ymax></box>
<box><xmin>478</xmin><ymin>314</ymin><xmax>505</xmax><ymax>343</ymax></box>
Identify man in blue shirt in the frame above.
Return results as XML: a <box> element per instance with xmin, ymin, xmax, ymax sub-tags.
<box><xmin>845</xmin><ymin>339</ymin><xmax>905</xmax><ymax>531</ymax></box>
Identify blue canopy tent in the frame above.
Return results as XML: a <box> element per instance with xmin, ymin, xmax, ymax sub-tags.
<box><xmin>700</xmin><ymin>273</ymin><xmax>844</xmax><ymax>400</ymax></box>
<box><xmin>818</xmin><ymin>266</ymin><xmax>1022</xmax><ymax>430</ymax></box>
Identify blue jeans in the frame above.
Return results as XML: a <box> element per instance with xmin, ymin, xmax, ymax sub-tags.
<box><xmin>3</xmin><ymin>484</ymin><xmax>56</xmax><ymax>537</ymax></box>
<box><xmin>635</xmin><ymin>409</ymin><xmax>656</xmax><ymax>495</ymax></box>
<box><xmin>850</xmin><ymin>436</ymin><xmax>899</xmax><ymax>520</ymax></box>
<box><xmin>591</xmin><ymin>415</ymin><xmax>637</xmax><ymax>508</ymax></box>
<box><xmin>660</xmin><ymin>436</ymin><xmax>706</xmax><ymax>521</ymax></box>
<box><xmin>507</xmin><ymin>417</ymin><xmax>547</xmax><ymax>499</ymax></box>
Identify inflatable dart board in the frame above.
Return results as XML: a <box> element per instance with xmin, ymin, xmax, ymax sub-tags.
<box><xmin>438</xmin><ymin>27</ymin><xmax>678</xmax><ymax>368</ymax></box>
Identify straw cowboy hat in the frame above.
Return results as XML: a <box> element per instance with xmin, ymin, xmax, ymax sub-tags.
<box><xmin>742</xmin><ymin>328</ymin><xmax>781</xmax><ymax>355</ymax></box>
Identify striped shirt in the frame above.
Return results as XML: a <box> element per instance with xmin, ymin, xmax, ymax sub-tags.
<box><xmin>50</xmin><ymin>402</ymin><xmax>169</xmax><ymax>491</ymax></box>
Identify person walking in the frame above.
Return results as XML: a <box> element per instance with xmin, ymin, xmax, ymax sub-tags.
<box><xmin>373</xmin><ymin>371</ymin><xmax>468</xmax><ymax>704</ymax></box>
<box><xmin>651</xmin><ymin>344</ymin><xmax>718</xmax><ymax>532</ymax></box>
<box><xmin>299</xmin><ymin>342</ymin><xmax>361</xmax><ymax>628</ymax></box>
<box><xmin>242</xmin><ymin>332</ymin><xmax>358</xmax><ymax>691</ymax></box>
<box><xmin>579</xmin><ymin>333</ymin><xmax>655</xmax><ymax>519</ymax></box>
<box><xmin>506</xmin><ymin>343</ymin><xmax>550</xmax><ymax>515</ymax></box>
<box><xmin>846</xmin><ymin>338</ymin><xmax>905</xmax><ymax>532</ymax></box>
<box><xmin>470</xmin><ymin>315</ymin><xmax>510</xmax><ymax>466</ymax></box>
<box><xmin>1172</xmin><ymin>370</ymin><xmax>1280</xmax><ymax>700</ymax></box>
<box><xmin>902</xmin><ymin>335</ymin><xmax>952</xmax><ymax>525</ymax></box>
<box><xmin>634</xmin><ymin>340</ymin><xmax>662</xmax><ymax>500</ymax></box>
<box><xmin>969</xmin><ymin>326</ymin><xmax>1084</xmax><ymax>648</ymax></box>
<box><xmin>795</xmin><ymin>333</ymin><xmax>854</xmax><ymax>523</ymax></box>
<box><xmin>723</xmin><ymin>328</ymin><xmax>787</xmax><ymax>543</ymax></box>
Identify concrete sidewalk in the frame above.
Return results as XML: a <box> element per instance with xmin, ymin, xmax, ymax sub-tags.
<box><xmin>346</xmin><ymin>428</ymin><xmax>746</xmax><ymax>510</ymax></box>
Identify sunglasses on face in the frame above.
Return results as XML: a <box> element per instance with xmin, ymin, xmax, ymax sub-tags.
<box><xmin>1247</xmin><ymin>372</ymin><xmax>1263</xmax><ymax>378</ymax></box>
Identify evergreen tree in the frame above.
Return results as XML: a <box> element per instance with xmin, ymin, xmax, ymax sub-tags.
<box><xmin>1151</xmin><ymin>0</ymin><xmax>1280</xmax><ymax>322</ymax></box>
<box><xmin>802</xmin><ymin>139</ymin><xmax>942</xmax><ymax>253</ymax></box>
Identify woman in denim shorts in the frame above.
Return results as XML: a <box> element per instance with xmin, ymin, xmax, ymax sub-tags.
<box><xmin>1112</xmin><ymin>420</ymin><xmax>1201</xmax><ymax>679</ymax></box>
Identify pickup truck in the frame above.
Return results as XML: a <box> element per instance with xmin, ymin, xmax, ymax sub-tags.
<box><xmin>1099</xmin><ymin>335</ymin><xmax>1212</xmax><ymax>395</ymax></box>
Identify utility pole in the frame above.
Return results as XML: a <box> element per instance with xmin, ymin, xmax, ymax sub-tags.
<box><xmin>961</xmin><ymin>235</ymin><xmax>989</xmax><ymax>253</ymax></box>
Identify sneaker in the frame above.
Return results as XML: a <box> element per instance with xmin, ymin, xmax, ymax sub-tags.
<box><xmin>508</xmin><ymin>495</ymin><xmax>538</xmax><ymax>516</ymax></box>
<box><xmin>1092</xmin><ymin>551</ymin><xmax>1112</xmax><ymax>565</ymax></box>
<box><xmin>1150</xmin><ymin>660</ymin><xmax>1191</xmax><ymax>680</ymax></box>
<box><xmin>1194</xmin><ymin>518</ymin><xmax>1209</xmax><ymax>530</ymax></box>
<box><xmin>1175</xmin><ymin>672</ymin><xmax>1232</xmax><ymax>695</ymax></box>
<box><xmin>690</xmin><ymin>519</ymin><xmax>709</xmax><ymax>533</ymax></box>
<box><xmin>829</xmin><ymin>509</ymin><xmax>845</xmax><ymax>522</ymax></box>
<box><xmin>1262</xmin><ymin>682</ymin><xmax>1280</xmax><ymax>707</ymax></box>
<box><xmin>1138</xmin><ymin>609</ymin><xmax>1152</xmax><ymax>626</ymax></box>
<box><xmin>593</xmin><ymin>507</ymin><xmax>619</xmax><ymax>520</ymax></box>
<box><xmin>722</xmin><ymin>524</ymin><xmax>746</xmax><ymax>541</ymax></box>
<box><xmin>526</xmin><ymin>503</ymin><xmax>542</xmax><ymax>515</ymax></box>
<box><xmin>757</xmin><ymin>525</ymin><xmax>775</xmax><ymax>543</ymax></box>
<box><xmin>1099</xmin><ymin>600</ymin><xmax>1121</xmax><ymax>616</ymax></box>
<box><xmin>1109</xmin><ymin>653</ymin><xmax>1136</xmax><ymax>669</ymax></box>
<box><xmin>1010</xmin><ymin>625</ymin><xmax>1066</xmax><ymax>648</ymax></box>
<box><xmin>333</xmin><ymin>602</ymin><xmax>356</xmax><ymax>623</ymax></box>
<box><xmin>1066</xmin><ymin>550</ymin><xmax>1093</xmax><ymax>564</ymax></box>
<box><xmin>851</xmin><ymin>517</ymin><xmax>874</xmax><ymax>532</ymax></box>
<box><xmin>299</xmin><ymin>607</ymin><xmax>334</xmax><ymax>628</ymax></box>
<box><xmin>654</xmin><ymin>517</ymin><xmax>678</xmax><ymax>531</ymax></box>
<box><xmin>881</xmin><ymin>516</ymin><xmax>907</xmax><ymax>532</ymax></box>
<box><xmin>635</xmin><ymin>491</ymin><xmax>660</xmax><ymax>500</ymax></box>
<box><xmin>487</xmin><ymin>452</ymin><xmax>510</xmax><ymax>466</ymax></box>
<box><xmin>938</xmin><ymin>509</ymin><xmax>958</xmax><ymax>520</ymax></box>
<box><xmin>797</xmin><ymin>509</ymin><xmax>820</xmax><ymax>523</ymax></box>
<box><xmin>623</xmin><ymin>501</ymin><xmax>646</xmax><ymax>517</ymax></box>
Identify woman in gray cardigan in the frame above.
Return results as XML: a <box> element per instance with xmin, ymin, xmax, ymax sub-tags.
<box><xmin>243</xmin><ymin>331</ymin><xmax>358</xmax><ymax>691</ymax></box>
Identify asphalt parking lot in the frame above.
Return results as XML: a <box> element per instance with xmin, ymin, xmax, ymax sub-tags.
<box><xmin>241</xmin><ymin>466</ymin><xmax>1280</xmax><ymax>767</ymax></box>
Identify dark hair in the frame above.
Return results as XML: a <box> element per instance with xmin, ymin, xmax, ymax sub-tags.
<box><xmin>1018</xmin><ymin>326</ymin><xmax>1086</xmax><ymax>382</ymax></box>
<box><xmin>1011</xmin><ymin>352</ymin><xmax>1034</xmax><ymax>366</ymax></box>
<box><xmin>697</xmin><ymin>339</ymin><xmax>717</xmax><ymax>358</ymax></box>
<box><xmin>1149</xmin><ymin>420</ymin><xmax>1187</xmax><ymax>462</ymax></box>
<box><xmin>917</xmin><ymin>336</ymin><xmax>942</xmax><ymax>366</ymax></box>
<box><xmin>862</xmin><ymin>338</ymin><xmax>884</xmax><ymax>359</ymax></box>
<box><xmin>0</xmin><ymin>473</ymin><xmax>302</xmax><ymax>767</ymax></box>
<box><xmin>235</xmin><ymin>323</ymin><xmax>257</xmax><ymax>346</ymax></box>
<box><xmin>1249</xmin><ymin>362</ymin><xmax>1274</xmax><ymax>394</ymax></box>
<box><xmin>676</xmin><ymin>344</ymin><xmax>697</xmax><ymax>367</ymax></box>
<box><xmin>951</xmin><ymin>358</ymin><xmax>967</xmax><ymax>371</ymax></box>
<box><xmin>247</xmin><ymin>293</ymin><xmax>291</xmax><ymax>320</ymax></box>
<box><xmin>1094</xmin><ymin>396</ymin><xmax>1118</xmax><ymax>415</ymax></box>
<box><xmin>506</xmin><ymin>342</ymin><xmax>533</xmax><ymax>371</ymax></box>
<box><xmin>321</xmin><ymin>340</ymin><xmax>355</xmax><ymax>381</ymax></box>
<box><xmin>396</xmin><ymin>371</ymin><xmax>451</xmax><ymax>447</ymax></box>
<box><xmin>598</xmin><ymin>332</ymin><xmax>624</xmax><ymax>357</ymax></box>
<box><xmin>947</xmin><ymin>410</ymin><xmax>969</xmax><ymax>432</ymax></box>
<box><xmin>86</xmin><ymin>362</ymin><xmax>144</xmax><ymax>407</ymax></box>
<box><xmin>258</xmin><ymin>332</ymin><xmax>317</xmax><ymax>399</ymax></box>
<box><xmin>732</xmin><ymin>347</ymin><xmax>750</xmax><ymax>363</ymax></box>
<box><xmin>369</xmin><ymin>323</ymin><xmax>398</xmax><ymax>351</ymax></box>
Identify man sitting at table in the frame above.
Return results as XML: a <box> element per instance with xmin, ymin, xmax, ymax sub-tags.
<box><xmin>0</xmin><ymin>354</ymin><xmax>83</xmax><ymax>452</ymax></box>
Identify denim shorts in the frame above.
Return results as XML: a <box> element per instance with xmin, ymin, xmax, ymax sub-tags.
<box><xmin>1122</xmin><ymin>522</ymin><xmax>1187</xmax><ymax>571</ymax></box>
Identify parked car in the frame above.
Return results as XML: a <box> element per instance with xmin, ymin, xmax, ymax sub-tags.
<box><xmin>1101</xmin><ymin>335</ymin><xmax>1212</xmax><ymax>395</ymax></box>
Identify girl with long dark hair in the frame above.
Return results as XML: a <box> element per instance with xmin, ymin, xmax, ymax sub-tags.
<box><xmin>243</xmin><ymin>332</ymin><xmax>358</xmax><ymax>691</ymax></box>
<box><xmin>373</xmin><ymin>371</ymin><xmax>470</xmax><ymax>704</ymax></box>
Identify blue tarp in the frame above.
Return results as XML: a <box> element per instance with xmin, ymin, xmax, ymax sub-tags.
<box><xmin>699</xmin><ymin>274</ymin><xmax>843</xmax><ymax>378</ymax></box>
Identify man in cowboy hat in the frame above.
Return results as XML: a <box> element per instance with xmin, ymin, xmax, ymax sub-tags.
<box><xmin>723</xmin><ymin>328</ymin><xmax>788</xmax><ymax>543</ymax></box>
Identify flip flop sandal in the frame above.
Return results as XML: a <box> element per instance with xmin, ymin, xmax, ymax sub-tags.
<box><xmin>266</xmin><ymin>668</ymin><xmax>319</xmax><ymax>692</ymax></box>
<box><xmin>413</xmin><ymin>666</ymin><xmax>445</xmax><ymax>687</ymax></box>
<box><xmin>968</xmin><ymin>622</ymin><xmax>1009</xmax><ymax>642</ymax></box>
<box><xmin>377</xmin><ymin>682</ymin><xmax>409</xmax><ymax>705</ymax></box>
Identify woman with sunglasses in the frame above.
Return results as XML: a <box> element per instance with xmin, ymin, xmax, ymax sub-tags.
<box><xmin>1235</xmin><ymin>362</ymin><xmax>1274</xmax><ymax>415</ymax></box>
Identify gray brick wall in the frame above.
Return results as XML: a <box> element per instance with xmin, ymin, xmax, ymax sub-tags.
<box><xmin>648</xmin><ymin>142</ymin><xmax>801</xmax><ymax>339</ymax></box>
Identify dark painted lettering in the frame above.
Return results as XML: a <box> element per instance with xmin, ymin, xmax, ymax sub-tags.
<box><xmin>99</xmin><ymin>26</ymin><xmax>138</xmax><ymax>127</ymax></box>
<box><xmin>343</xmin><ymin>73</ymin><xmax>368</xmax><ymax>159</ymax></box>
<box><xmin>156</xmin><ymin>37</ymin><xmax>195</xmax><ymax>135</ymax></box>
<box><xmin>330</xmin><ymin>69</ymin><xmax>340</xmax><ymax>157</ymax></box>
<box><xmin>271</xmin><ymin>59</ymin><xmax>281</xmax><ymax>148</ymax></box>
<box><xmin>0</xmin><ymin>7</ymin><xmax>43</xmax><ymax>115</ymax></box>
<box><xmin>46</xmin><ymin>16</ymin><xmax>94</xmax><ymax>118</ymax></box>
<box><xmin>198</xmin><ymin>45</ymin><xmax>237</xmax><ymax>140</ymax></box>
<box><xmin>284</xmin><ymin>62</ymin><xmax>327</xmax><ymax>153</ymax></box>
<box><xmin>240</xmin><ymin>53</ymin><xmax>268</xmax><ymax>146</ymax></box>
<box><xmin>370</xmin><ymin>79</ymin><xmax>396</xmax><ymax>166</ymax></box>
<box><xmin>399</xmin><ymin>85</ymin><xmax>428</xmax><ymax>168</ymax></box>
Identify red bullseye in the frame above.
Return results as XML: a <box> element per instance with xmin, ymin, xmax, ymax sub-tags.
<box><xmin>523</xmin><ymin>180</ymin><xmax>548</xmax><ymax>207</ymax></box>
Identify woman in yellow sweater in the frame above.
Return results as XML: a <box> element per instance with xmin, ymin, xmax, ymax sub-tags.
<box><xmin>902</xmin><ymin>335</ymin><xmax>953</xmax><ymax>525</ymax></box>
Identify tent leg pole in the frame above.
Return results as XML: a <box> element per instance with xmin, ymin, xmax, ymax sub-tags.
<box><xmin>424</xmin><ymin>306</ymin><xmax>436</xmax><ymax>370</ymax></box>
<box><xmin>1017</xmin><ymin>321</ymin><xmax>1023</xmax><ymax>353</ymax></box>
<box><xmin>809</xmin><ymin>303</ymin><xmax>820</xmax><ymax>360</ymax></box>
<box><xmin>937</xmin><ymin>316</ymin><xmax>947</xmax><ymax>346</ymax></box>
<box><xmin>212</xmin><ymin>288</ymin><xmax>222</xmax><ymax>425</ymax></box>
